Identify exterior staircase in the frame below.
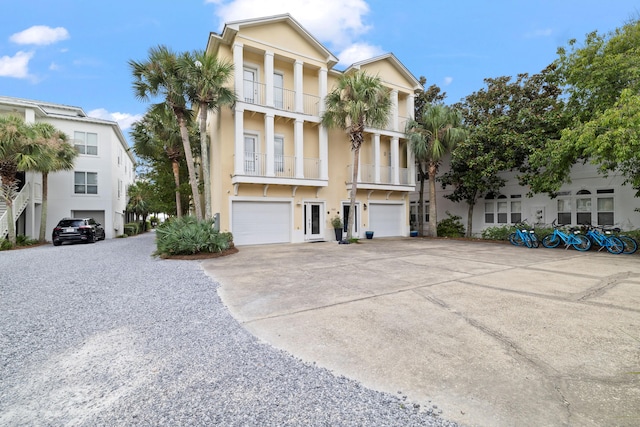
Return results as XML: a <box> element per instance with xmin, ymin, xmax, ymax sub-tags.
<box><xmin>0</xmin><ymin>184</ymin><xmax>30</xmax><ymax>240</ymax></box>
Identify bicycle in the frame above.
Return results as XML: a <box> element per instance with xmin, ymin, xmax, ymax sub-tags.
<box><xmin>508</xmin><ymin>221</ymin><xmax>539</xmax><ymax>248</ymax></box>
<box><xmin>609</xmin><ymin>227</ymin><xmax>638</xmax><ymax>255</ymax></box>
<box><xmin>580</xmin><ymin>223</ymin><xmax>624</xmax><ymax>254</ymax></box>
<box><xmin>541</xmin><ymin>220</ymin><xmax>592</xmax><ymax>251</ymax></box>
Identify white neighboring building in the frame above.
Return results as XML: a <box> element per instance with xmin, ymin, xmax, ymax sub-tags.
<box><xmin>411</xmin><ymin>160</ymin><xmax>640</xmax><ymax>236</ymax></box>
<box><xmin>0</xmin><ymin>96</ymin><xmax>136</xmax><ymax>240</ymax></box>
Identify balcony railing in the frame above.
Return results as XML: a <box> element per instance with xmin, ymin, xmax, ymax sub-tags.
<box><xmin>242</xmin><ymin>80</ymin><xmax>320</xmax><ymax>116</ymax></box>
<box><xmin>347</xmin><ymin>165</ymin><xmax>412</xmax><ymax>186</ymax></box>
<box><xmin>0</xmin><ymin>183</ymin><xmax>30</xmax><ymax>239</ymax></box>
<box><xmin>238</xmin><ymin>153</ymin><xmax>321</xmax><ymax>180</ymax></box>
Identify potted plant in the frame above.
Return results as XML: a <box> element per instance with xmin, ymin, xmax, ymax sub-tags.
<box><xmin>331</xmin><ymin>215</ymin><xmax>343</xmax><ymax>241</ymax></box>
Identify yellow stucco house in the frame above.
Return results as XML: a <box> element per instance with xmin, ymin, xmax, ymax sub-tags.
<box><xmin>206</xmin><ymin>14</ymin><xmax>421</xmax><ymax>245</ymax></box>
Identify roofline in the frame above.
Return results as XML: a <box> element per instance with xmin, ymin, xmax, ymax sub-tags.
<box><xmin>344</xmin><ymin>53</ymin><xmax>423</xmax><ymax>91</ymax></box>
<box><xmin>207</xmin><ymin>13</ymin><xmax>339</xmax><ymax>69</ymax></box>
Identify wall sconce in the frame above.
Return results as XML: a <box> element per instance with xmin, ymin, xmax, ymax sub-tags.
<box><xmin>363</xmin><ymin>203</ymin><xmax>367</xmax><ymax>211</ymax></box>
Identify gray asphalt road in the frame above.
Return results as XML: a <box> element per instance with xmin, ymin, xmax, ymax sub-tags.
<box><xmin>0</xmin><ymin>232</ymin><xmax>457</xmax><ymax>426</ymax></box>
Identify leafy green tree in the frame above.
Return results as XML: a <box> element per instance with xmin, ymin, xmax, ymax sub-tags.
<box><xmin>30</xmin><ymin>123</ymin><xmax>77</xmax><ymax>242</ymax></box>
<box><xmin>179</xmin><ymin>50</ymin><xmax>236</xmax><ymax>219</ymax></box>
<box><xmin>127</xmin><ymin>181</ymin><xmax>152</xmax><ymax>230</ymax></box>
<box><xmin>414</xmin><ymin>76</ymin><xmax>446</xmax><ymax>119</ymax></box>
<box><xmin>131</xmin><ymin>104</ymin><xmax>186</xmax><ymax>217</ymax></box>
<box><xmin>321</xmin><ymin>70</ymin><xmax>392</xmax><ymax>240</ymax></box>
<box><xmin>406</xmin><ymin>104</ymin><xmax>466</xmax><ymax>236</ymax></box>
<box><xmin>130</xmin><ymin>45</ymin><xmax>203</xmax><ymax>220</ymax></box>
<box><xmin>526</xmin><ymin>18</ymin><xmax>640</xmax><ymax>195</ymax></box>
<box><xmin>441</xmin><ymin>69</ymin><xmax>565</xmax><ymax>235</ymax></box>
<box><xmin>0</xmin><ymin>116</ymin><xmax>41</xmax><ymax>246</ymax></box>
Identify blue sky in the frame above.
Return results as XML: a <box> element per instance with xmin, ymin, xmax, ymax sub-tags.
<box><xmin>1</xmin><ymin>0</ymin><xmax>638</xmax><ymax>136</ymax></box>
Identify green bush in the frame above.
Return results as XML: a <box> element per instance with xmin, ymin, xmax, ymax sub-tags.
<box><xmin>124</xmin><ymin>222</ymin><xmax>141</xmax><ymax>236</ymax></box>
<box><xmin>154</xmin><ymin>216</ymin><xmax>234</xmax><ymax>257</ymax></box>
<box><xmin>481</xmin><ymin>225</ymin><xmax>516</xmax><ymax>241</ymax></box>
<box><xmin>437</xmin><ymin>211</ymin><xmax>465</xmax><ymax>237</ymax></box>
<box><xmin>16</xmin><ymin>235</ymin><xmax>39</xmax><ymax>246</ymax></box>
<box><xmin>0</xmin><ymin>239</ymin><xmax>13</xmax><ymax>251</ymax></box>
<box><xmin>621</xmin><ymin>229</ymin><xmax>640</xmax><ymax>240</ymax></box>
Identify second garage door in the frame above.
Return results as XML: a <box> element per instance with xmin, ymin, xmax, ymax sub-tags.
<box><xmin>369</xmin><ymin>203</ymin><xmax>404</xmax><ymax>237</ymax></box>
<box><xmin>231</xmin><ymin>201</ymin><xmax>291</xmax><ymax>245</ymax></box>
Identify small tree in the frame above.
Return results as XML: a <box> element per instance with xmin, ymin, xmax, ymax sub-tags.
<box><xmin>321</xmin><ymin>70</ymin><xmax>391</xmax><ymax>240</ymax></box>
<box><xmin>406</xmin><ymin>105</ymin><xmax>466</xmax><ymax>237</ymax></box>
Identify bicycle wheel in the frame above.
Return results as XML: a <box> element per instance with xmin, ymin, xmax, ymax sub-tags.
<box><xmin>509</xmin><ymin>232</ymin><xmax>525</xmax><ymax>246</ymax></box>
<box><xmin>618</xmin><ymin>235</ymin><xmax>638</xmax><ymax>255</ymax></box>
<box><xmin>605</xmin><ymin>236</ymin><xmax>624</xmax><ymax>254</ymax></box>
<box><xmin>542</xmin><ymin>234</ymin><xmax>561</xmax><ymax>248</ymax></box>
<box><xmin>529</xmin><ymin>232</ymin><xmax>540</xmax><ymax>248</ymax></box>
<box><xmin>571</xmin><ymin>234</ymin><xmax>592</xmax><ymax>251</ymax></box>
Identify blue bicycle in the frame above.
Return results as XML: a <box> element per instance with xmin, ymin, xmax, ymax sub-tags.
<box><xmin>509</xmin><ymin>221</ymin><xmax>539</xmax><ymax>248</ymax></box>
<box><xmin>580</xmin><ymin>223</ymin><xmax>624</xmax><ymax>254</ymax></box>
<box><xmin>541</xmin><ymin>220</ymin><xmax>592</xmax><ymax>251</ymax></box>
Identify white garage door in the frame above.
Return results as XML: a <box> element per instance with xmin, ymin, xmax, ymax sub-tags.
<box><xmin>72</xmin><ymin>210</ymin><xmax>105</xmax><ymax>227</ymax></box>
<box><xmin>369</xmin><ymin>203</ymin><xmax>404</xmax><ymax>237</ymax></box>
<box><xmin>232</xmin><ymin>201</ymin><xmax>291</xmax><ymax>245</ymax></box>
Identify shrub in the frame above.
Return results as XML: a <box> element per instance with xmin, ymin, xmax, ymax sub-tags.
<box><xmin>154</xmin><ymin>216</ymin><xmax>234</xmax><ymax>257</ymax></box>
<box><xmin>437</xmin><ymin>212</ymin><xmax>465</xmax><ymax>237</ymax></box>
<box><xmin>0</xmin><ymin>239</ymin><xmax>13</xmax><ymax>251</ymax></box>
<box><xmin>16</xmin><ymin>235</ymin><xmax>39</xmax><ymax>246</ymax></box>
<box><xmin>124</xmin><ymin>222</ymin><xmax>141</xmax><ymax>236</ymax></box>
<box><xmin>481</xmin><ymin>225</ymin><xmax>516</xmax><ymax>241</ymax></box>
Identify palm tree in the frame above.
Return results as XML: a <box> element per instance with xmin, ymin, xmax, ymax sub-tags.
<box><xmin>131</xmin><ymin>104</ymin><xmax>185</xmax><ymax>217</ymax></box>
<box><xmin>0</xmin><ymin>115</ymin><xmax>41</xmax><ymax>246</ymax></box>
<box><xmin>30</xmin><ymin>122</ymin><xmax>77</xmax><ymax>242</ymax></box>
<box><xmin>130</xmin><ymin>45</ymin><xmax>203</xmax><ymax>220</ymax></box>
<box><xmin>321</xmin><ymin>70</ymin><xmax>391</xmax><ymax>240</ymax></box>
<box><xmin>406</xmin><ymin>104</ymin><xmax>466</xmax><ymax>236</ymax></box>
<box><xmin>179</xmin><ymin>50</ymin><xmax>236</xmax><ymax>219</ymax></box>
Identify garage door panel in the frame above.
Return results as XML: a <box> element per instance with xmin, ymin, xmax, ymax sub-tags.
<box><xmin>369</xmin><ymin>204</ymin><xmax>403</xmax><ymax>237</ymax></box>
<box><xmin>232</xmin><ymin>201</ymin><xmax>291</xmax><ymax>245</ymax></box>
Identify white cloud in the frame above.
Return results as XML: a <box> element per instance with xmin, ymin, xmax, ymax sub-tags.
<box><xmin>443</xmin><ymin>76</ymin><xmax>453</xmax><ymax>86</ymax></box>
<box><xmin>10</xmin><ymin>25</ymin><xmax>70</xmax><ymax>46</ymax></box>
<box><xmin>87</xmin><ymin>109</ymin><xmax>143</xmax><ymax>131</ymax></box>
<box><xmin>337</xmin><ymin>43</ymin><xmax>384</xmax><ymax>67</ymax></box>
<box><xmin>208</xmin><ymin>0</ymin><xmax>371</xmax><ymax>50</ymax></box>
<box><xmin>49</xmin><ymin>62</ymin><xmax>61</xmax><ymax>71</ymax></box>
<box><xmin>524</xmin><ymin>28</ymin><xmax>553</xmax><ymax>38</ymax></box>
<box><xmin>0</xmin><ymin>51</ymin><xmax>34</xmax><ymax>78</ymax></box>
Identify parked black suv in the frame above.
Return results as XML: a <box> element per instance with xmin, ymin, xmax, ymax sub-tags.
<box><xmin>52</xmin><ymin>218</ymin><xmax>105</xmax><ymax>246</ymax></box>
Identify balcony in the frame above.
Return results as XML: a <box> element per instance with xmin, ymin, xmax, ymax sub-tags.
<box><xmin>347</xmin><ymin>164</ymin><xmax>414</xmax><ymax>189</ymax></box>
<box><xmin>234</xmin><ymin>153</ymin><xmax>324</xmax><ymax>186</ymax></box>
<box><xmin>242</xmin><ymin>80</ymin><xmax>320</xmax><ymax>116</ymax></box>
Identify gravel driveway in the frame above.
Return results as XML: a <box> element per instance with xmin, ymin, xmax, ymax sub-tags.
<box><xmin>0</xmin><ymin>232</ymin><xmax>457</xmax><ymax>426</ymax></box>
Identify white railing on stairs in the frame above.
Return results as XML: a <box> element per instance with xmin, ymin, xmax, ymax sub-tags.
<box><xmin>0</xmin><ymin>183</ymin><xmax>30</xmax><ymax>240</ymax></box>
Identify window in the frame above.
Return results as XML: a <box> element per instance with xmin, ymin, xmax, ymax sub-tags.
<box><xmin>74</xmin><ymin>131</ymin><xmax>98</xmax><ymax>155</ymax></box>
<box><xmin>576</xmin><ymin>189</ymin><xmax>592</xmax><ymax>225</ymax></box>
<box><xmin>74</xmin><ymin>172</ymin><xmax>98</xmax><ymax>194</ymax></box>
<box><xmin>597</xmin><ymin>190</ymin><xmax>614</xmax><ymax>225</ymax></box>
<box><xmin>510</xmin><ymin>195</ymin><xmax>522</xmax><ymax>223</ymax></box>
<box><xmin>118</xmin><ymin>148</ymin><xmax>122</xmax><ymax>165</ymax></box>
<box><xmin>557</xmin><ymin>198</ymin><xmax>571</xmax><ymax>224</ymax></box>
<box><xmin>243</xmin><ymin>67</ymin><xmax>258</xmax><ymax>103</ymax></box>
<box><xmin>497</xmin><ymin>195</ymin><xmax>508</xmax><ymax>223</ymax></box>
<box><xmin>274</xmin><ymin>136</ymin><xmax>284</xmax><ymax>173</ymax></box>
<box><xmin>274</xmin><ymin>72</ymin><xmax>284</xmax><ymax>109</ymax></box>
<box><xmin>484</xmin><ymin>194</ymin><xmax>495</xmax><ymax>223</ymax></box>
<box><xmin>118</xmin><ymin>179</ymin><xmax>122</xmax><ymax>199</ymax></box>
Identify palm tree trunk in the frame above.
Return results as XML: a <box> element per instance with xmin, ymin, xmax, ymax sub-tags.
<box><xmin>171</xmin><ymin>160</ymin><xmax>182</xmax><ymax>218</ymax></box>
<box><xmin>348</xmin><ymin>146</ymin><xmax>360</xmax><ymax>240</ymax></box>
<box><xmin>176</xmin><ymin>112</ymin><xmax>202</xmax><ymax>220</ymax></box>
<box><xmin>198</xmin><ymin>103</ymin><xmax>211</xmax><ymax>219</ymax></box>
<box><xmin>39</xmin><ymin>172</ymin><xmax>48</xmax><ymax>242</ymax></box>
<box><xmin>418</xmin><ymin>168</ymin><xmax>425</xmax><ymax>237</ymax></box>
<box><xmin>428</xmin><ymin>162</ymin><xmax>438</xmax><ymax>237</ymax></box>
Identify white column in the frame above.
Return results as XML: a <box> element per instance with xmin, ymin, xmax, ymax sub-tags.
<box><xmin>318</xmin><ymin>67</ymin><xmax>327</xmax><ymax>116</ymax></box>
<box><xmin>407</xmin><ymin>94</ymin><xmax>415</xmax><ymax>120</ymax></box>
<box><xmin>391</xmin><ymin>137</ymin><xmax>400</xmax><ymax>185</ymax></box>
<box><xmin>233</xmin><ymin>43</ymin><xmax>244</xmax><ymax>101</ymax></box>
<box><xmin>265</xmin><ymin>51</ymin><xmax>274</xmax><ymax>107</ymax></box>
<box><xmin>391</xmin><ymin>89</ymin><xmax>399</xmax><ymax>131</ymax></box>
<box><xmin>407</xmin><ymin>144</ymin><xmax>416</xmax><ymax>186</ymax></box>
<box><xmin>294</xmin><ymin>60</ymin><xmax>303</xmax><ymax>113</ymax></box>
<box><xmin>234</xmin><ymin>106</ymin><xmax>245</xmax><ymax>175</ymax></box>
<box><xmin>265</xmin><ymin>113</ymin><xmax>275</xmax><ymax>177</ymax></box>
<box><xmin>294</xmin><ymin>119</ymin><xmax>304</xmax><ymax>178</ymax></box>
<box><xmin>319</xmin><ymin>126</ymin><xmax>328</xmax><ymax>180</ymax></box>
<box><xmin>373</xmin><ymin>133</ymin><xmax>381</xmax><ymax>183</ymax></box>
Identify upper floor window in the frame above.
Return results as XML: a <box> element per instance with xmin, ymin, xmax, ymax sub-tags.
<box><xmin>74</xmin><ymin>131</ymin><xmax>98</xmax><ymax>155</ymax></box>
<box><xmin>74</xmin><ymin>171</ymin><xmax>98</xmax><ymax>194</ymax></box>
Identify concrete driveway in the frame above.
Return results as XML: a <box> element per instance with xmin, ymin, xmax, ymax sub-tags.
<box><xmin>202</xmin><ymin>237</ymin><xmax>640</xmax><ymax>427</ymax></box>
